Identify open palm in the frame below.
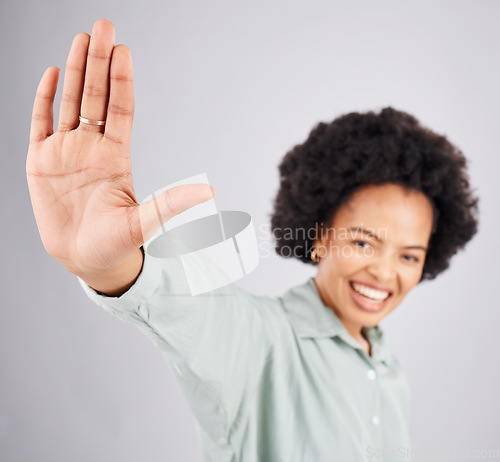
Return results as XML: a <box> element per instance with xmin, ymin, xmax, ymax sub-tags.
<box><xmin>26</xmin><ymin>19</ymin><xmax>213</xmax><ymax>276</ymax></box>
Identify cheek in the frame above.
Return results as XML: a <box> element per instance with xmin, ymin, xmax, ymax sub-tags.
<box><xmin>324</xmin><ymin>249</ymin><xmax>369</xmax><ymax>277</ymax></box>
<box><xmin>399</xmin><ymin>272</ymin><xmax>421</xmax><ymax>295</ymax></box>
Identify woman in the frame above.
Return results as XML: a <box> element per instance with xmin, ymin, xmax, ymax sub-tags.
<box><xmin>26</xmin><ymin>19</ymin><xmax>478</xmax><ymax>462</ymax></box>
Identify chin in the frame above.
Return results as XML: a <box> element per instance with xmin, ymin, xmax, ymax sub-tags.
<box><xmin>350</xmin><ymin>305</ymin><xmax>391</xmax><ymax>327</ymax></box>
<box><xmin>360</xmin><ymin>316</ymin><xmax>384</xmax><ymax>327</ymax></box>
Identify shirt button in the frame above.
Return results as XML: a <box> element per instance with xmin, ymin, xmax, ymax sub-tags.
<box><xmin>372</xmin><ymin>415</ymin><xmax>381</xmax><ymax>426</ymax></box>
<box><xmin>367</xmin><ymin>369</ymin><xmax>377</xmax><ymax>380</ymax></box>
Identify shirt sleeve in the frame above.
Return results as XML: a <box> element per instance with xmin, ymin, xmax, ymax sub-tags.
<box><xmin>77</xmin><ymin>247</ymin><xmax>279</xmax><ymax>442</ymax></box>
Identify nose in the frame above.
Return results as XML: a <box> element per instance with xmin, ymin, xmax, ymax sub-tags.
<box><xmin>367</xmin><ymin>254</ymin><xmax>397</xmax><ymax>281</ymax></box>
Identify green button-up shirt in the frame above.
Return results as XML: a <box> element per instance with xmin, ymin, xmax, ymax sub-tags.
<box><xmin>78</xmin><ymin>250</ymin><xmax>412</xmax><ymax>462</ymax></box>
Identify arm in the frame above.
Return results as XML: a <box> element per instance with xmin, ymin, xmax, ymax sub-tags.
<box><xmin>27</xmin><ymin>18</ymin><xmax>282</xmax><ymax>442</ymax></box>
<box><xmin>77</xmin><ymin>248</ymin><xmax>282</xmax><ymax>442</ymax></box>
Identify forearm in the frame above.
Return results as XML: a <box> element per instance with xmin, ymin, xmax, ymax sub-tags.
<box><xmin>74</xmin><ymin>247</ymin><xmax>145</xmax><ymax>297</ymax></box>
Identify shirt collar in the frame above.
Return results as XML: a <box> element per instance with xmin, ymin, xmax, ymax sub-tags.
<box><xmin>279</xmin><ymin>277</ymin><xmax>394</xmax><ymax>366</ymax></box>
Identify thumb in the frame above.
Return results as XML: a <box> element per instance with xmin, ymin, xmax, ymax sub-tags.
<box><xmin>138</xmin><ymin>183</ymin><xmax>215</xmax><ymax>244</ymax></box>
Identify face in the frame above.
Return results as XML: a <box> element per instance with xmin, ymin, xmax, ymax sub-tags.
<box><xmin>313</xmin><ymin>183</ymin><xmax>434</xmax><ymax>338</ymax></box>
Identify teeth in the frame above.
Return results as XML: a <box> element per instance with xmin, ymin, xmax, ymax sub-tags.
<box><xmin>352</xmin><ymin>282</ymin><xmax>390</xmax><ymax>302</ymax></box>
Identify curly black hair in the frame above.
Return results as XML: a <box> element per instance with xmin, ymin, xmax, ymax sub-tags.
<box><xmin>270</xmin><ymin>107</ymin><xmax>479</xmax><ymax>282</ymax></box>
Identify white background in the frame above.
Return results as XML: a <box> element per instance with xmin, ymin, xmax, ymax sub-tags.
<box><xmin>1</xmin><ymin>1</ymin><xmax>498</xmax><ymax>460</ymax></box>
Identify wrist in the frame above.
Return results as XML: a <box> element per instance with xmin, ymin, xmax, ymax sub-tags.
<box><xmin>73</xmin><ymin>247</ymin><xmax>145</xmax><ymax>297</ymax></box>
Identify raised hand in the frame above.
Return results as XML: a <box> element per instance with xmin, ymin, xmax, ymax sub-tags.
<box><xmin>26</xmin><ymin>19</ymin><xmax>214</xmax><ymax>284</ymax></box>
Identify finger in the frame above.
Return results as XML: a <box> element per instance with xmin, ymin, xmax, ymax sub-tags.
<box><xmin>58</xmin><ymin>33</ymin><xmax>90</xmax><ymax>131</ymax></box>
<box><xmin>138</xmin><ymin>184</ymin><xmax>215</xmax><ymax>244</ymax></box>
<box><xmin>30</xmin><ymin>67</ymin><xmax>60</xmax><ymax>145</ymax></box>
<box><xmin>79</xmin><ymin>19</ymin><xmax>115</xmax><ymax>132</ymax></box>
<box><xmin>104</xmin><ymin>44</ymin><xmax>134</xmax><ymax>146</ymax></box>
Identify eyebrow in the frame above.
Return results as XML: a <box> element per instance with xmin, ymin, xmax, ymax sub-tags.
<box><xmin>347</xmin><ymin>226</ymin><xmax>428</xmax><ymax>252</ymax></box>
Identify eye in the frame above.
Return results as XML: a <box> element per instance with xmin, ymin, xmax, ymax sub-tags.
<box><xmin>403</xmin><ymin>255</ymin><xmax>419</xmax><ymax>263</ymax></box>
<box><xmin>352</xmin><ymin>240</ymin><xmax>371</xmax><ymax>248</ymax></box>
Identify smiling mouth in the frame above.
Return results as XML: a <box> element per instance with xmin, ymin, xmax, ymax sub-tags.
<box><xmin>349</xmin><ymin>281</ymin><xmax>392</xmax><ymax>303</ymax></box>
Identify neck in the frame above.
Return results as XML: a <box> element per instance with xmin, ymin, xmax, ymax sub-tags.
<box><xmin>339</xmin><ymin>317</ymin><xmax>369</xmax><ymax>349</ymax></box>
<box><xmin>313</xmin><ymin>277</ymin><xmax>371</xmax><ymax>355</ymax></box>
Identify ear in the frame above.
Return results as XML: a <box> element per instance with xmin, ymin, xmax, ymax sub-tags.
<box><xmin>312</xmin><ymin>236</ymin><xmax>328</xmax><ymax>261</ymax></box>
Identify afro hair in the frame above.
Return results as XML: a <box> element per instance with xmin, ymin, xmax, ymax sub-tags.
<box><xmin>270</xmin><ymin>107</ymin><xmax>479</xmax><ymax>282</ymax></box>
